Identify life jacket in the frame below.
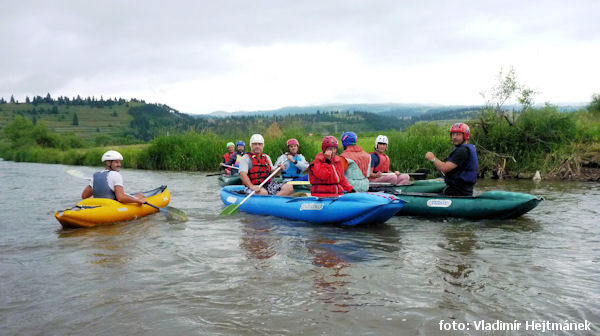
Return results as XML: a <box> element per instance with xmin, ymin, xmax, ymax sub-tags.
<box><xmin>344</xmin><ymin>158</ymin><xmax>369</xmax><ymax>192</ymax></box>
<box><xmin>341</xmin><ymin>145</ymin><xmax>371</xmax><ymax>177</ymax></box>
<box><xmin>92</xmin><ymin>171</ymin><xmax>116</xmax><ymax>200</ymax></box>
<box><xmin>445</xmin><ymin>144</ymin><xmax>478</xmax><ymax>185</ymax></box>
<box><xmin>282</xmin><ymin>154</ymin><xmax>302</xmax><ymax>178</ymax></box>
<box><xmin>309</xmin><ymin>153</ymin><xmax>353</xmax><ymax>197</ymax></box>
<box><xmin>234</xmin><ymin>152</ymin><xmax>244</xmax><ymax>167</ymax></box>
<box><xmin>222</xmin><ymin>152</ymin><xmax>232</xmax><ymax>163</ymax></box>
<box><xmin>370</xmin><ymin>151</ymin><xmax>390</xmax><ymax>174</ymax></box>
<box><xmin>247</xmin><ymin>153</ymin><xmax>271</xmax><ymax>185</ymax></box>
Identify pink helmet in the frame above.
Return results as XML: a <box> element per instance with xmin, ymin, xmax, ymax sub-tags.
<box><xmin>450</xmin><ymin>123</ymin><xmax>470</xmax><ymax>141</ymax></box>
<box><xmin>321</xmin><ymin>136</ymin><xmax>339</xmax><ymax>152</ymax></box>
<box><xmin>286</xmin><ymin>138</ymin><xmax>299</xmax><ymax>147</ymax></box>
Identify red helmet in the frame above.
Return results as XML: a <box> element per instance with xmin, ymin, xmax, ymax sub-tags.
<box><xmin>321</xmin><ymin>136</ymin><xmax>339</xmax><ymax>152</ymax></box>
<box><xmin>286</xmin><ymin>138</ymin><xmax>299</xmax><ymax>147</ymax></box>
<box><xmin>450</xmin><ymin>123</ymin><xmax>470</xmax><ymax>141</ymax></box>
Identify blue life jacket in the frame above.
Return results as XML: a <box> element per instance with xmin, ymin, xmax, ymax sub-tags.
<box><xmin>446</xmin><ymin>144</ymin><xmax>478</xmax><ymax>185</ymax></box>
<box><xmin>282</xmin><ymin>155</ymin><xmax>302</xmax><ymax>178</ymax></box>
<box><xmin>92</xmin><ymin>171</ymin><xmax>117</xmax><ymax>199</ymax></box>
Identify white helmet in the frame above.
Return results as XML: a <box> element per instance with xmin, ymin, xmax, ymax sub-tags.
<box><xmin>375</xmin><ymin>135</ymin><xmax>389</xmax><ymax>149</ymax></box>
<box><xmin>102</xmin><ymin>150</ymin><xmax>123</xmax><ymax>162</ymax></box>
<box><xmin>249</xmin><ymin>133</ymin><xmax>265</xmax><ymax>144</ymax></box>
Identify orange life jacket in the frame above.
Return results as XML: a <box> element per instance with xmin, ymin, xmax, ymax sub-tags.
<box><xmin>371</xmin><ymin>151</ymin><xmax>390</xmax><ymax>173</ymax></box>
<box><xmin>340</xmin><ymin>145</ymin><xmax>370</xmax><ymax>177</ymax></box>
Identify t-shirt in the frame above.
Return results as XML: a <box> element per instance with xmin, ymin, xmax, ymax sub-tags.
<box><xmin>370</xmin><ymin>153</ymin><xmax>380</xmax><ymax>167</ymax></box>
<box><xmin>238</xmin><ymin>153</ymin><xmax>275</xmax><ymax>173</ymax></box>
<box><xmin>446</xmin><ymin>146</ymin><xmax>470</xmax><ymax>168</ymax></box>
<box><xmin>89</xmin><ymin>170</ymin><xmax>124</xmax><ymax>191</ymax></box>
<box><xmin>444</xmin><ymin>146</ymin><xmax>473</xmax><ymax>196</ymax></box>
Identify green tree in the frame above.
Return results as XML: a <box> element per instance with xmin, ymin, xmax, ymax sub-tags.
<box><xmin>588</xmin><ymin>94</ymin><xmax>600</xmax><ymax>116</ymax></box>
<box><xmin>72</xmin><ymin>112</ymin><xmax>79</xmax><ymax>126</ymax></box>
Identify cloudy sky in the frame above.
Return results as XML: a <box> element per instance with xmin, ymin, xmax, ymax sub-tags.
<box><xmin>1</xmin><ymin>0</ymin><xmax>599</xmax><ymax>114</ymax></box>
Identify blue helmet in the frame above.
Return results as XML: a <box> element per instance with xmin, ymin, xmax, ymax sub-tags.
<box><xmin>236</xmin><ymin>140</ymin><xmax>245</xmax><ymax>147</ymax></box>
<box><xmin>341</xmin><ymin>132</ymin><xmax>357</xmax><ymax>147</ymax></box>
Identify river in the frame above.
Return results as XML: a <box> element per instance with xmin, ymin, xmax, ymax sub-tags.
<box><xmin>1</xmin><ymin>159</ymin><xmax>598</xmax><ymax>335</ymax></box>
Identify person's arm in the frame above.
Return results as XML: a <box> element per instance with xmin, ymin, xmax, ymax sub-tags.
<box><xmin>339</xmin><ymin>168</ymin><xmax>354</xmax><ymax>192</ymax></box>
<box><xmin>294</xmin><ymin>154</ymin><xmax>310</xmax><ymax>172</ymax></box>
<box><xmin>309</xmin><ymin>159</ymin><xmax>335</xmax><ymax>181</ymax></box>
<box><xmin>114</xmin><ymin>186</ymin><xmax>147</xmax><ymax>204</ymax></box>
<box><xmin>425</xmin><ymin>151</ymin><xmax>458</xmax><ymax>173</ymax></box>
<box><xmin>238</xmin><ymin>155</ymin><xmax>260</xmax><ymax>191</ymax></box>
<box><xmin>81</xmin><ymin>185</ymin><xmax>92</xmax><ymax>199</ymax></box>
<box><xmin>274</xmin><ymin>154</ymin><xmax>286</xmax><ymax>167</ymax></box>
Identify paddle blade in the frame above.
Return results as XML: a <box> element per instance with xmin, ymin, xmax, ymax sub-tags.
<box><xmin>220</xmin><ymin>203</ymin><xmax>241</xmax><ymax>215</ymax></box>
<box><xmin>413</xmin><ymin>168</ymin><xmax>430</xmax><ymax>180</ymax></box>
<box><xmin>165</xmin><ymin>206</ymin><xmax>188</xmax><ymax>221</ymax></box>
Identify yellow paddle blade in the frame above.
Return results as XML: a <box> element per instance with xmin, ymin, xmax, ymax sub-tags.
<box><xmin>286</xmin><ymin>181</ymin><xmax>310</xmax><ymax>185</ymax></box>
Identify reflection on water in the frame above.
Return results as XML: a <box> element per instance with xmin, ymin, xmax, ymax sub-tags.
<box><xmin>240</xmin><ymin>217</ymin><xmax>278</xmax><ymax>261</ymax></box>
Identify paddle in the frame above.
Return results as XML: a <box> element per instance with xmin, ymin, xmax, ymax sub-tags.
<box><xmin>221</xmin><ymin>163</ymin><xmax>286</xmax><ymax>215</ymax></box>
<box><xmin>205</xmin><ymin>172</ymin><xmax>224</xmax><ymax>177</ymax></box>
<box><xmin>66</xmin><ymin>169</ymin><xmax>187</xmax><ymax>222</ymax></box>
<box><xmin>144</xmin><ymin>202</ymin><xmax>188</xmax><ymax>221</ymax></box>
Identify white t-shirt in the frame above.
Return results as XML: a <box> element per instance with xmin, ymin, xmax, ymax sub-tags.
<box><xmin>89</xmin><ymin>170</ymin><xmax>124</xmax><ymax>191</ymax></box>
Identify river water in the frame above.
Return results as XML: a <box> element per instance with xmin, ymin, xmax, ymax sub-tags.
<box><xmin>1</xmin><ymin>159</ymin><xmax>598</xmax><ymax>335</ymax></box>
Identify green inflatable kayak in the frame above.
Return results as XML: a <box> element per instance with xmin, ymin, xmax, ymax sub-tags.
<box><xmin>218</xmin><ymin>174</ymin><xmax>241</xmax><ymax>186</ymax></box>
<box><xmin>285</xmin><ymin>179</ymin><xmax>446</xmax><ymax>193</ymax></box>
<box><xmin>393</xmin><ymin>190</ymin><xmax>543</xmax><ymax>219</ymax></box>
<box><xmin>369</xmin><ymin>179</ymin><xmax>446</xmax><ymax>194</ymax></box>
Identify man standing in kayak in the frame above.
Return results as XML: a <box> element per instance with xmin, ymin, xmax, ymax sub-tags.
<box><xmin>425</xmin><ymin>123</ymin><xmax>478</xmax><ymax>196</ymax></box>
<box><xmin>81</xmin><ymin>150</ymin><xmax>147</xmax><ymax>204</ymax></box>
<box><xmin>239</xmin><ymin>134</ymin><xmax>294</xmax><ymax>196</ymax></box>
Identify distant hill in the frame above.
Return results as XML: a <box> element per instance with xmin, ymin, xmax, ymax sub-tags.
<box><xmin>0</xmin><ymin>95</ymin><xmax>189</xmax><ymax>143</ymax></box>
<box><xmin>203</xmin><ymin>103</ymin><xmax>450</xmax><ymax>118</ymax></box>
<box><xmin>1</xmin><ymin>94</ymin><xmax>587</xmax><ymax>144</ymax></box>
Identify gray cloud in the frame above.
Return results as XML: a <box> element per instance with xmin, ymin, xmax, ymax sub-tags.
<box><xmin>1</xmin><ymin>0</ymin><xmax>599</xmax><ymax>110</ymax></box>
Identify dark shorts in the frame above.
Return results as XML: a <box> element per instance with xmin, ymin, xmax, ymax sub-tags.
<box><xmin>244</xmin><ymin>181</ymin><xmax>286</xmax><ymax>195</ymax></box>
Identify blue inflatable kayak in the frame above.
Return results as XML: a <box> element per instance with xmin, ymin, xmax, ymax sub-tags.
<box><xmin>220</xmin><ymin>185</ymin><xmax>406</xmax><ymax>226</ymax></box>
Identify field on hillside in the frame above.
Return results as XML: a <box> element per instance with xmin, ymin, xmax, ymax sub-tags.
<box><xmin>0</xmin><ymin>103</ymin><xmax>142</xmax><ymax>139</ymax></box>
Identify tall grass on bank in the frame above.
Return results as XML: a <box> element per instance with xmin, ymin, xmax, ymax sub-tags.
<box><xmin>385</xmin><ymin>122</ymin><xmax>449</xmax><ymax>176</ymax></box>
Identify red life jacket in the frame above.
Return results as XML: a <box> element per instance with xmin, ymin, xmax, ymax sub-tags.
<box><xmin>222</xmin><ymin>152</ymin><xmax>232</xmax><ymax>163</ymax></box>
<box><xmin>247</xmin><ymin>153</ymin><xmax>271</xmax><ymax>185</ymax></box>
<box><xmin>341</xmin><ymin>145</ymin><xmax>370</xmax><ymax>177</ymax></box>
<box><xmin>309</xmin><ymin>153</ymin><xmax>353</xmax><ymax>197</ymax></box>
<box><xmin>371</xmin><ymin>151</ymin><xmax>390</xmax><ymax>173</ymax></box>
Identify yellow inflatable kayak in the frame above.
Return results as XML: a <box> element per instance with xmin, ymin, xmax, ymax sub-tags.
<box><xmin>55</xmin><ymin>186</ymin><xmax>170</xmax><ymax>228</ymax></box>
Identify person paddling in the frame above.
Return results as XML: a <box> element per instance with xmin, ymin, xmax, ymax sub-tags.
<box><xmin>221</xmin><ymin>140</ymin><xmax>246</xmax><ymax>174</ymax></box>
<box><xmin>274</xmin><ymin>138</ymin><xmax>309</xmax><ymax>181</ymax></box>
<box><xmin>81</xmin><ymin>150</ymin><xmax>147</xmax><ymax>204</ymax></box>
<box><xmin>369</xmin><ymin>135</ymin><xmax>410</xmax><ymax>185</ymax></box>
<box><xmin>221</xmin><ymin>142</ymin><xmax>235</xmax><ymax>174</ymax></box>
<box><xmin>425</xmin><ymin>123</ymin><xmax>478</xmax><ymax>196</ymax></box>
<box><xmin>339</xmin><ymin>131</ymin><xmax>371</xmax><ymax>192</ymax></box>
<box><xmin>239</xmin><ymin>134</ymin><xmax>294</xmax><ymax>196</ymax></box>
<box><xmin>309</xmin><ymin>136</ymin><xmax>354</xmax><ymax>197</ymax></box>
